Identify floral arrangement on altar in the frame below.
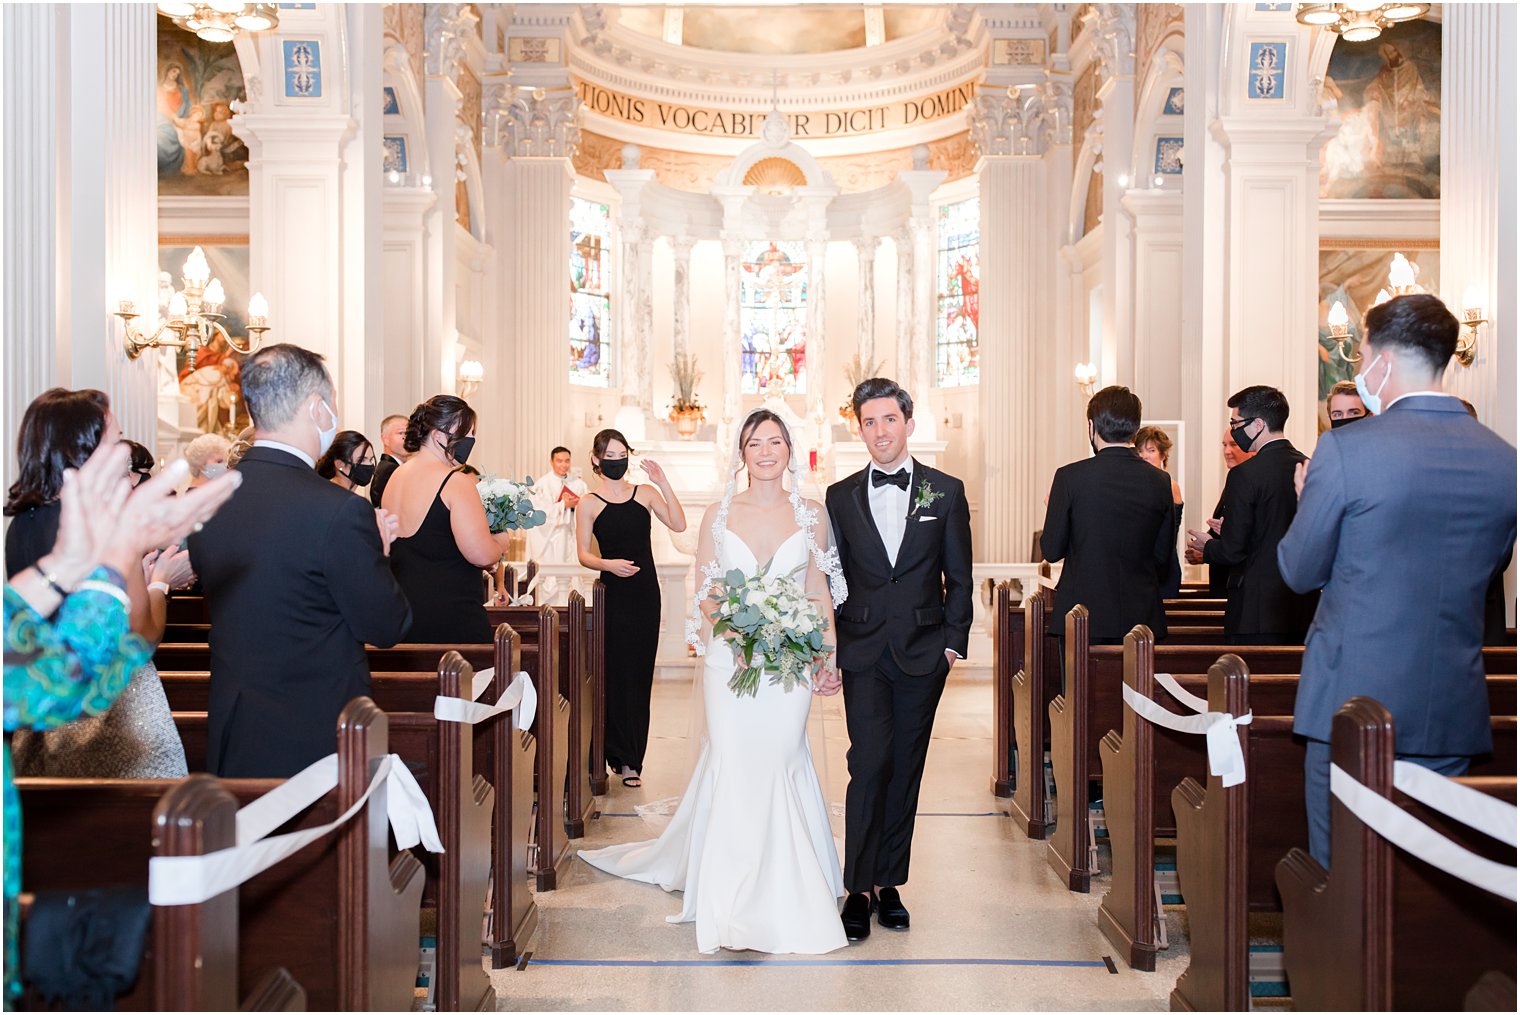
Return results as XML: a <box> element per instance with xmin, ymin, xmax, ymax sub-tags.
<box><xmin>708</xmin><ymin>558</ymin><xmax>831</xmax><ymax>698</ymax></box>
<box><xmin>668</xmin><ymin>353</ymin><xmax>706</xmax><ymax>439</ymax></box>
<box><xmin>838</xmin><ymin>353</ymin><xmax>884</xmax><ymax>429</ymax></box>
<box><xmin>477</xmin><ymin>474</ymin><xmax>547</xmax><ymax>534</ymax></box>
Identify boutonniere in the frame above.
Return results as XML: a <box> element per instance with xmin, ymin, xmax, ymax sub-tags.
<box><xmin>913</xmin><ymin>479</ymin><xmax>943</xmax><ymax>515</ymax></box>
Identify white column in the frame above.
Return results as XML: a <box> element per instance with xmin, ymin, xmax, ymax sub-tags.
<box><xmin>1441</xmin><ymin>3</ymin><xmax>1516</xmax><ymax>443</ymax></box>
<box><xmin>1215</xmin><ymin>116</ymin><xmax>1335</xmax><ymax>453</ymax></box>
<box><xmin>382</xmin><ymin>188</ymin><xmax>437</xmax><ymax>415</ymax></box>
<box><xmin>635</xmin><ymin>229</ymin><xmax>656</xmax><ymax>415</ymax></box>
<box><xmin>909</xmin><ymin>216</ymin><xmax>935</xmax><ymax>398</ymax></box>
<box><xmin>976</xmin><ymin>156</ymin><xmax>1046</xmax><ymax>561</ymax></box>
<box><xmin>853</xmin><ymin>236</ymin><xmax>880</xmax><ymax>366</ymax></box>
<box><xmin>893</xmin><ymin>226</ymin><xmax>913</xmax><ymax>382</ymax></box>
<box><xmin>720</xmin><ymin>233</ymin><xmax>744</xmax><ymax>425</ymax></box>
<box><xmin>3</xmin><ymin>4</ymin><xmax>63</xmax><ymax>487</ymax></box>
<box><xmin>617</xmin><ymin>222</ymin><xmax>647</xmax><ymax>415</ymax></box>
<box><xmin>423</xmin><ymin>5</ymin><xmax>474</xmax><ymax>400</ymax></box>
<box><xmin>1094</xmin><ymin>9</ymin><xmax>1137</xmax><ymax>388</ymax></box>
<box><xmin>500</xmin><ymin>157</ymin><xmax>574</xmax><ymax>475</ymax></box>
<box><xmin>1122</xmin><ymin>189</ymin><xmax>1185</xmax><ymax>420</ymax></box>
<box><xmin>806</xmin><ymin>235</ymin><xmax>829</xmax><ymax>420</ymax></box>
<box><xmin>670</xmin><ymin>235</ymin><xmax>696</xmax><ymax>361</ymax></box>
<box><xmin>61</xmin><ymin>4</ymin><xmax>159</xmax><ymax>449</ymax></box>
<box><xmin>339</xmin><ymin>2</ymin><xmax>386</xmax><ymax>432</ymax></box>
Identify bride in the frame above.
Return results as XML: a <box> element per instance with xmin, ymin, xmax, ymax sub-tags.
<box><xmin>579</xmin><ymin>409</ymin><xmax>850</xmax><ymax>954</ymax></box>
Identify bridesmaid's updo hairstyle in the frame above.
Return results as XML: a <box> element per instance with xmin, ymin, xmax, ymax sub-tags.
<box><xmin>737</xmin><ymin>409</ymin><xmax>793</xmax><ymax>467</ymax></box>
<box><xmin>405</xmin><ymin>395</ymin><xmax>477</xmax><ymax>458</ymax></box>
<box><xmin>590</xmin><ymin>428</ymin><xmax>633</xmax><ymax>476</ymax></box>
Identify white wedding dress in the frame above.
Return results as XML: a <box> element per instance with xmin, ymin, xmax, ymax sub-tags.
<box><xmin>579</xmin><ymin>527</ymin><xmax>848</xmax><ymax>955</ymax></box>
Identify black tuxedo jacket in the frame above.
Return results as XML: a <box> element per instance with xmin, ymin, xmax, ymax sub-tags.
<box><xmin>189</xmin><ymin>446</ymin><xmax>412</xmax><ymax>777</ymax></box>
<box><xmin>1041</xmin><ymin>446</ymin><xmax>1174</xmax><ymax>639</ymax></box>
<box><xmin>825</xmin><ymin>461</ymin><xmax>974</xmax><ymax>675</ymax></box>
<box><xmin>1202</xmin><ymin>439</ymin><xmax>1319</xmax><ymax>638</ymax></box>
<box><xmin>370</xmin><ymin>453</ymin><xmax>400</xmax><ymax>508</ymax></box>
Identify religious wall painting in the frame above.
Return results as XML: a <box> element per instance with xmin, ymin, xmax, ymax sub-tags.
<box><xmin>740</xmin><ymin>241</ymin><xmax>809</xmax><ymax>396</ymax></box>
<box><xmin>382</xmin><ymin>136</ymin><xmax>409</xmax><ymax>174</ymax></box>
<box><xmin>1082</xmin><ymin>166</ymin><xmax>1103</xmax><ymax>237</ymax></box>
<box><xmin>282</xmin><ymin>39</ymin><xmax>322</xmax><ymax>98</ymax></box>
<box><xmin>1154</xmin><ymin>137</ymin><xmax>1184</xmax><ymax>175</ymax></box>
<box><xmin>1316</xmin><ymin>244</ymin><xmax>1439</xmax><ymax>399</ymax></box>
<box><xmin>1163</xmin><ymin>87</ymin><xmax>1185</xmax><ymax>115</ymax></box>
<box><xmin>1320</xmin><ymin>19</ymin><xmax>1441</xmax><ymax>199</ymax></box>
<box><xmin>1073</xmin><ymin>62</ymin><xmax>1099</xmax><ymax>145</ymax></box>
<box><xmin>569</xmin><ymin>197</ymin><xmax>612</xmax><ymax>387</ymax></box>
<box><xmin>159</xmin><ymin>241</ymin><xmax>250</xmax><ymax>433</ymax></box>
<box><xmin>382</xmin><ymin>86</ymin><xmax>401</xmax><ymax>116</ymax></box>
<box><xmin>1135</xmin><ymin>4</ymin><xmax>1185</xmax><ymax>95</ymax></box>
<box><xmin>459</xmin><ymin>67</ymin><xmax>482</xmax><ymax>155</ymax></box>
<box><xmin>156</xmin><ymin>23</ymin><xmax>250</xmax><ymax>196</ymax></box>
<box><xmin>1247</xmin><ymin>41</ymin><xmax>1288</xmax><ymax>100</ymax></box>
<box><xmin>935</xmin><ymin>198</ymin><xmax>980</xmax><ymax>387</ymax></box>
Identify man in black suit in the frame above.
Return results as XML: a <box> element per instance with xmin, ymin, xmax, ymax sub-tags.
<box><xmin>1040</xmin><ymin>385</ymin><xmax>1174</xmax><ymax>643</ymax></box>
<box><xmin>824</xmin><ymin>378</ymin><xmax>973</xmax><ymax>940</ymax></box>
<box><xmin>369</xmin><ymin>413</ymin><xmax>409</xmax><ymax>508</ymax></box>
<box><xmin>190</xmin><ymin>345</ymin><xmax>412</xmax><ymax>778</ymax></box>
<box><xmin>1186</xmin><ymin>386</ymin><xmax>1318</xmax><ymax>644</ymax></box>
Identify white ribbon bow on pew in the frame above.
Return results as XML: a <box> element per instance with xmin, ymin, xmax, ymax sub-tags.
<box><xmin>506</xmin><ymin>572</ymin><xmax>544</xmax><ymax>607</ymax></box>
<box><xmin>1120</xmin><ymin>673</ymin><xmax>1253</xmax><ymax>788</ymax></box>
<box><xmin>148</xmin><ymin>752</ymin><xmax>443</xmax><ymax>907</ymax></box>
<box><xmin>1330</xmin><ymin>761</ymin><xmax>1518</xmax><ymax>901</ymax></box>
<box><xmin>432</xmin><ymin>668</ymin><xmax>537</xmax><ymax>730</ymax></box>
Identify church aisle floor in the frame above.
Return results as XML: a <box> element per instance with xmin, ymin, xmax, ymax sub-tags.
<box><xmin>489</xmin><ymin>677</ymin><xmax>1188</xmax><ymax>1011</ymax></box>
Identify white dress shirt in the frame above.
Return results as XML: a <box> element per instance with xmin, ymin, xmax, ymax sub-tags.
<box><xmin>252</xmin><ymin>439</ymin><xmax>315</xmax><ymax>468</ymax></box>
<box><xmin>867</xmin><ymin>455</ymin><xmax>914</xmax><ymax>566</ymax></box>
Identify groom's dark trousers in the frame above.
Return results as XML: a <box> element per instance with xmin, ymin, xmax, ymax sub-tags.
<box><xmin>828</xmin><ymin>460</ymin><xmax>973</xmax><ymax>895</ymax></box>
<box><xmin>842</xmin><ymin>651</ymin><xmax>950</xmax><ymax>892</ymax></box>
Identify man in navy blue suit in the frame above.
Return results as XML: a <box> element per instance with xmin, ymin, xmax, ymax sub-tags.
<box><xmin>1278</xmin><ymin>294</ymin><xmax>1516</xmax><ymax>865</ymax></box>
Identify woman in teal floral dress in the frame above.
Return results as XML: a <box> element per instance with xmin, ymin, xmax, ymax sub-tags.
<box><xmin>2</xmin><ymin>440</ymin><xmax>241</xmax><ymax>1007</ymax></box>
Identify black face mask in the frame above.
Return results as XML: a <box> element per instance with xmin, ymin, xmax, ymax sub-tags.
<box><xmin>450</xmin><ymin>436</ymin><xmax>476</xmax><ymax>465</ymax></box>
<box><xmin>1329</xmin><ymin>415</ymin><xmax>1364</xmax><ymax>430</ymax></box>
<box><xmin>599</xmin><ymin>457</ymin><xmax>629</xmax><ymax>480</ymax></box>
<box><xmin>1229</xmin><ymin>419</ymin><xmax>1259</xmax><ymax>453</ymax></box>
<box><xmin>346</xmin><ymin>462</ymin><xmax>376</xmax><ymax>486</ymax></box>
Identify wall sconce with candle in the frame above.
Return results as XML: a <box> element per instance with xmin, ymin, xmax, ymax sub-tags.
<box><xmin>1326</xmin><ymin>299</ymin><xmax>1359</xmax><ymax>363</ymax></box>
<box><xmin>1456</xmin><ymin>286</ymin><xmax>1485</xmax><ymax>367</ymax></box>
<box><xmin>458</xmin><ymin>359</ymin><xmax>484</xmax><ymax>399</ymax></box>
<box><xmin>1074</xmin><ymin>362</ymin><xmax>1098</xmax><ymax>397</ymax></box>
<box><xmin>114</xmin><ymin>246</ymin><xmax>268</xmax><ymax>368</ymax></box>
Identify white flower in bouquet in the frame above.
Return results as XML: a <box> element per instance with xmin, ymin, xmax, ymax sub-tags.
<box><xmin>478</xmin><ymin>474</ymin><xmax>548</xmax><ymax>534</ymax></box>
<box><xmin>709</xmin><ymin>559</ymin><xmax>831</xmax><ymax>698</ymax></box>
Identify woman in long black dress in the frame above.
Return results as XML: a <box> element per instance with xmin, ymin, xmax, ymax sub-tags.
<box><xmin>384</xmin><ymin>396</ymin><xmax>508</xmax><ymax>643</ymax></box>
<box><xmin>576</xmin><ymin>429</ymin><xmax>686</xmax><ymax>787</ymax></box>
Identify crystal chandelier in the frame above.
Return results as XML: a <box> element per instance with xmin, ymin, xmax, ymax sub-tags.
<box><xmin>114</xmin><ymin>247</ymin><xmax>269</xmax><ymax>368</ymax></box>
<box><xmin>1294</xmin><ymin>3</ymin><xmax>1429</xmax><ymax>43</ymax></box>
<box><xmin>156</xmin><ymin>2</ymin><xmax>279</xmax><ymax>44</ymax></box>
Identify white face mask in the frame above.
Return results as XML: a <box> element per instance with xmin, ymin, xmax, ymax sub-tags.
<box><xmin>202</xmin><ymin>462</ymin><xmax>228</xmax><ymax>480</ymax></box>
<box><xmin>1353</xmin><ymin>353</ymin><xmax>1390</xmax><ymax>416</ymax></box>
<box><xmin>314</xmin><ymin>398</ymin><xmax>338</xmax><ymax>457</ymax></box>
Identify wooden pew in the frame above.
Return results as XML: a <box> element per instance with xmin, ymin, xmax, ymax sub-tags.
<box><xmin>151</xmin><ymin>775</ymin><xmax>308</xmax><ymax>1011</ymax></box>
<box><xmin>1096</xmin><ymin>630</ymin><xmax>1518</xmax><ymax>973</ymax></box>
<box><xmin>1010</xmin><ymin>586</ymin><xmax>1060</xmax><ymax>839</ymax></box>
<box><xmin>161</xmin><ymin>633</ymin><xmax>541</xmax><ymax>965</ymax></box>
<box><xmin>18</xmin><ymin>698</ymin><xmax>424</xmax><ymax>1011</ymax></box>
<box><xmin>991</xmin><ymin>581</ymin><xmax>1022</xmax><ymax>799</ymax></box>
<box><xmin>1276</xmin><ymin>698</ymin><xmax>1517</xmax><ymax>1013</ymax></box>
<box><xmin>1047</xmin><ymin>616</ymin><xmax>1518</xmax><ymax>893</ymax></box>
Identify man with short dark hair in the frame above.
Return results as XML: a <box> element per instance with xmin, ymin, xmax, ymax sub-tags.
<box><xmin>528</xmin><ymin>445</ymin><xmax>587</xmax><ymax>564</ymax></box>
<box><xmin>1040</xmin><ymin>385</ymin><xmax>1174</xmax><ymax>642</ymax></box>
<box><xmin>1186</xmin><ymin>385</ymin><xmax>1317</xmax><ymax>644</ymax></box>
<box><xmin>369</xmin><ymin>413</ymin><xmax>410</xmax><ymax>508</ymax></box>
<box><xmin>190</xmin><ymin>344</ymin><xmax>413</xmax><ymax>777</ymax></box>
<box><xmin>1278</xmin><ymin>294</ymin><xmax>1517</xmax><ymax>865</ymax></box>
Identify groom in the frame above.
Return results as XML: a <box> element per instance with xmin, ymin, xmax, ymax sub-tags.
<box><xmin>823</xmin><ymin>377</ymin><xmax>973</xmax><ymax>940</ymax></box>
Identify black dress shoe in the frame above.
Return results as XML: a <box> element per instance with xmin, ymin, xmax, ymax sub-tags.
<box><xmin>876</xmin><ymin>887</ymin><xmax>910</xmax><ymax>930</ymax></box>
<box><xmin>841</xmin><ymin>892</ymin><xmax>874</xmax><ymax>941</ymax></box>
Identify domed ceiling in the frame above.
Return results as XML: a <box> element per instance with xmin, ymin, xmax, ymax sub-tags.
<box><xmin>613</xmin><ymin>4</ymin><xmax>946</xmax><ymax>55</ymax></box>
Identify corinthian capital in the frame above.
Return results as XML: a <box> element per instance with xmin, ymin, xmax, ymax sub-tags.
<box><xmin>483</xmin><ymin>84</ymin><xmax>580</xmax><ymax>158</ymax></box>
<box><xmin>426</xmin><ymin>3</ymin><xmax>478</xmax><ymax>80</ymax></box>
<box><xmin>969</xmin><ymin>87</ymin><xmax>1052</xmax><ymax>158</ymax></box>
<box><xmin>1092</xmin><ymin>3</ymin><xmax>1136</xmax><ymax>81</ymax></box>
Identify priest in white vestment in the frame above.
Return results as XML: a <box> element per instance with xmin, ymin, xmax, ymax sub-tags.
<box><xmin>528</xmin><ymin>446</ymin><xmax>588</xmax><ymax>564</ymax></box>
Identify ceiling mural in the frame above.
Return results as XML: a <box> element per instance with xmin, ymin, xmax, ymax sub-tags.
<box><xmin>613</xmin><ymin>4</ymin><xmax>943</xmax><ymax>55</ymax></box>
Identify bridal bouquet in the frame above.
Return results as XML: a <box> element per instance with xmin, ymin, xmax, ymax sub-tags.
<box><xmin>477</xmin><ymin>474</ymin><xmax>548</xmax><ymax>533</ymax></box>
<box><xmin>710</xmin><ymin>560</ymin><xmax>831</xmax><ymax>698</ymax></box>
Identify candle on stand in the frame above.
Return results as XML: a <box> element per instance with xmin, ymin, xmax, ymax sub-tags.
<box><xmin>809</xmin><ymin>449</ymin><xmax>818</xmax><ymax>472</ymax></box>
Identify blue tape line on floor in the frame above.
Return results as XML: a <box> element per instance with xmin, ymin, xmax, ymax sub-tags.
<box><xmin>529</xmin><ymin>957</ymin><xmax>1108</xmax><ymax>969</ymax></box>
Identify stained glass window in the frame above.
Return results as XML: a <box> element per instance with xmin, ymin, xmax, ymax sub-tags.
<box><xmin>935</xmin><ymin>198</ymin><xmax>980</xmax><ymax>386</ymax></box>
<box><xmin>569</xmin><ymin>197</ymin><xmax>612</xmax><ymax>387</ymax></box>
<box><xmin>739</xmin><ymin>241</ymin><xmax>809</xmax><ymax>395</ymax></box>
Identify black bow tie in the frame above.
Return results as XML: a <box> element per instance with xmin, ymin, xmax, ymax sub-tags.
<box><xmin>872</xmin><ymin>468</ymin><xmax>910</xmax><ymax>490</ymax></box>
